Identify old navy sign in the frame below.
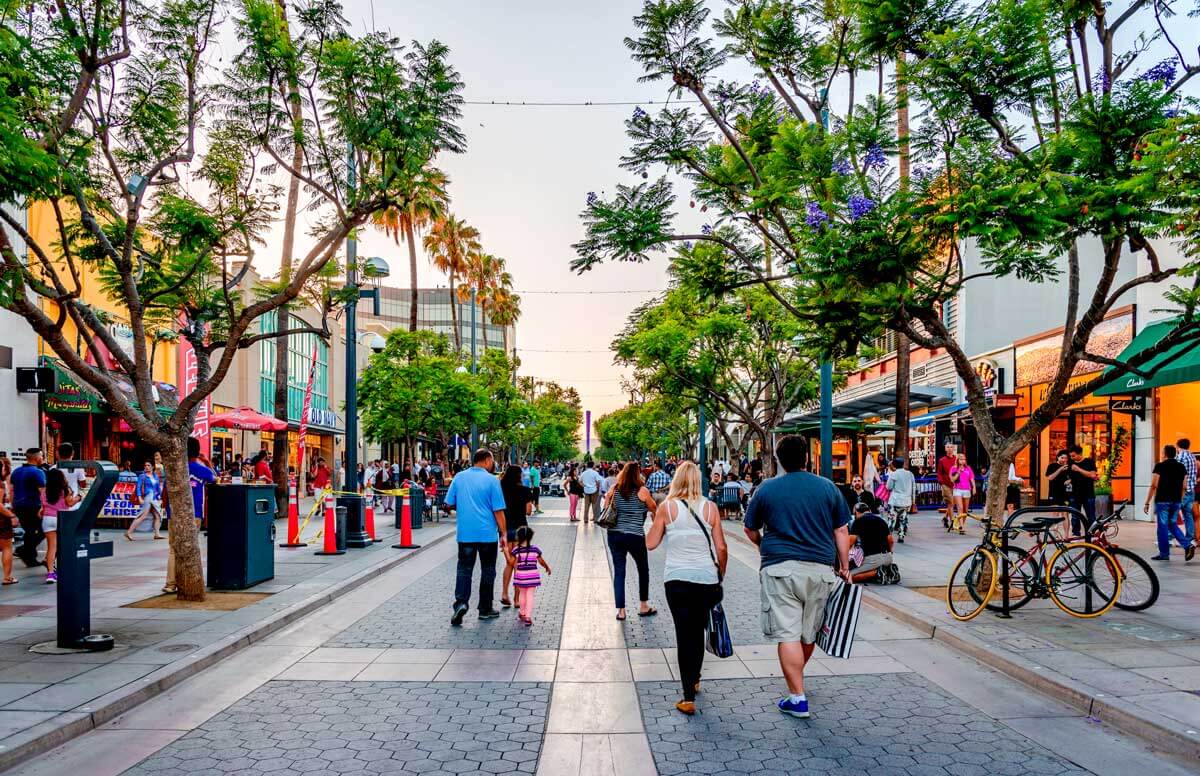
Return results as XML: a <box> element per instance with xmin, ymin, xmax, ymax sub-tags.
<box><xmin>1109</xmin><ymin>396</ymin><xmax>1146</xmax><ymax>420</ymax></box>
<box><xmin>306</xmin><ymin>407</ymin><xmax>338</xmax><ymax>429</ymax></box>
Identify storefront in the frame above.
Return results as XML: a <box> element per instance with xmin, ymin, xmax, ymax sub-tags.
<box><xmin>1014</xmin><ymin>311</ymin><xmax>1135</xmax><ymax>504</ymax></box>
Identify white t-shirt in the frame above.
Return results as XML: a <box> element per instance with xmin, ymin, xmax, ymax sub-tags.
<box><xmin>55</xmin><ymin>465</ymin><xmax>87</xmax><ymax>495</ymax></box>
<box><xmin>580</xmin><ymin>468</ymin><xmax>604</xmax><ymax>495</ymax></box>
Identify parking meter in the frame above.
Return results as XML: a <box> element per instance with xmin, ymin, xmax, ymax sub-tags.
<box><xmin>55</xmin><ymin>461</ymin><xmax>118</xmax><ymax>650</ymax></box>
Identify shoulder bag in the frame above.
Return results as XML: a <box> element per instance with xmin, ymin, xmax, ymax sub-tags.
<box><xmin>597</xmin><ymin>492</ymin><xmax>619</xmax><ymax>529</ymax></box>
<box><xmin>680</xmin><ymin>500</ymin><xmax>734</xmax><ymax>659</ymax></box>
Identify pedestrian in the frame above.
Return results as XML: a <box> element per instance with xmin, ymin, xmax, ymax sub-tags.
<box><xmin>949</xmin><ymin>453</ymin><xmax>975</xmax><ymax>534</ymax></box>
<box><xmin>0</xmin><ymin>496</ymin><xmax>15</xmax><ymax>585</ymax></box>
<box><xmin>499</xmin><ymin>464</ymin><xmax>534</xmax><ymax>609</ymax></box>
<box><xmin>602</xmin><ymin>465</ymin><xmax>619</xmax><ymax>501</ymax></box>
<box><xmin>936</xmin><ymin>443</ymin><xmax>956</xmax><ymax>529</ymax></box>
<box><xmin>529</xmin><ymin>462</ymin><xmax>542</xmax><ymax>513</ymax></box>
<box><xmin>511</xmin><ymin>526</ymin><xmax>552</xmax><ymax>625</ymax></box>
<box><xmin>125</xmin><ymin>460</ymin><xmax>163</xmax><ymax>540</ymax></box>
<box><xmin>377</xmin><ymin>461</ymin><xmax>393</xmax><ymax>513</ymax></box>
<box><xmin>580</xmin><ymin>461</ymin><xmax>604</xmax><ymax>523</ymax></box>
<box><xmin>848</xmin><ymin>502</ymin><xmax>897</xmax><ymax>584</ymax></box>
<box><xmin>0</xmin><ymin>454</ymin><xmax>10</xmax><ymax>512</ymax></box>
<box><xmin>840</xmin><ymin>474</ymin><xmax>878</xmax><ymax>514</ymax></box>
<box><xmin>1004</xmin><ymin>461</ymin><xmax>1024</xmax><ymax>515</ymax></box>
<box><xmin>883</xmin><ymin>457</ymin><xmax>915</xmax><ymax>543</ymax></box>
<box><xmin>744</xmin><ymin>436</ymin><xmax>851</xmax><ymax>720</ymax></box>
<box><xmin>1068</xmin><ymin>445</ymin><xmax>1098</xmax><ymax>534</ymax></box>
<box><xmin>1146</xmin><ymin>444</ymin><xmax>1195</xmax><ymax>562</ymax></box>
<box><xmin>251</xmin><ymin>451</ymin><xmax>272</xmax><ymax>483</ymax></box>
<box><xmin>311</xmin><ymin>457</ymin><xmax>331</xmax><ymax>493</ymax></box>
<box><xmin>443</xmin><ymin>449</ymin><xmax>508</xmax><ymax>625</ymax></box>
<box><xmin>165</xmin><ymin>437</ymin><xmax>215</xmax><ymax>594</ymax></box>
<box><xmin>604</xmin><ymin>461</ymin><xmax>658</xmax><ymax>621</ymax></box>
<box><xmin>645</xmin><ymin>460</ymin><xmax>726</xmax><ymax>716</ymax></box>
<box><xmin>1176</xmin><ymin>439</ymin><xmax>1196</xmax><ymax>544</ymax></box>
<box><xmin>41</xmin><ymin>468</ymin><xmax>79</xmax><ymax>584</ymax></box>
<box><xmin>1045</xmin><ymin>449</ymin><xmax>1073</xmax><ymax>528</ymax></box>
<box><xmin>11</xmin><ymin>448</ymin><xmax>46</xmax><ymax>568</ymax></box>
<box><xmin>566</xmin><ymin>466</ymin><xmax>584</xmax><ymax>522</ymax></box>
<box><xmin>55</xmin><ymin>443</ymin><xmax>88</xmax><ymax>494</ymax></box>
<box><xmin>645</xmin><ymin>460</ymin><xmax>671</xmax><ymax>505</ymax></box>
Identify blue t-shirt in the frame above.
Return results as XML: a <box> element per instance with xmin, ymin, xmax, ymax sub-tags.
<box><xmin>189</xmin><ymin>460</ymin><xmax>216</xmax><ymax>518</ymax></box>
<box><xmin>445</xmin><ymin>466</ymin><xmax>506</xmax><ymax>543</ymax></box>
<box><xmin>11</xmin><ymin>465</ymin><xmax>46</xmax><ymax>509</ymax></box>
<box><xmin>744</xmin><ymin>471</ymin><xmax>850</xmax><ymax>568</ymax></box>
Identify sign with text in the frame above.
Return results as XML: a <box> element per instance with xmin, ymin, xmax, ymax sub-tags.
<box><xmin>1109</xmin><ymin>396</ymin><xmax>1146</xmax><ymax>420</ymax></box>
<box><xmin>16</xmin><ymin>367</ymin><xmax>56</xmax><ymax>394</ymax></box>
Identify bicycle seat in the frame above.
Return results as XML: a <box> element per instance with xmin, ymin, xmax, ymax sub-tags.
<box><xmin>1017</xmin><ymin>516</ymin><xmax>1062</xmax><ymax>532</ymax></box>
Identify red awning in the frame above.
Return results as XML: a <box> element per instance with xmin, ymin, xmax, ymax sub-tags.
<box><xmin>208</xmin><ymin>406</ymin><xmax>289</xmax><ymax>432</ymax></box>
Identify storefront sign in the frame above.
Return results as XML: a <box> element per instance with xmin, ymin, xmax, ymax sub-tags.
<box><xmin>305</xmin><ymin>407</ymin><xmax>338</xmax><ymax>428</ymax></box>
<box><xmin>109</xmin><ymin>323</ymin><xmax>136</xmax><ymax>359</ymax></box>
<box><xmin>994</xmin><ymin>394</ymin><xmax>1020</xmax><ymax>408</ymax></box>
<box><xmin>16</xmin><ymin>367</ymin><xmax>56</xmax><ymax>394</ymax></box>
<box><xmin>1016</xmin><ymin>312</ymin><xmax>1133</xmax><ymax>387</ymax></box>
<box><xmin>1109</xmin><ymin>396</ymin><xmax>1146</xmax><ymax>420</ymax></box>
<box><xmin>974</xmin><ymin>359</ymin><xmax>999</xmax><ymax>391</ymax></box>
<box><xmin>101</xmin><ymin>472</ymin><xmax>139</xmax><ymax>519</ymax></box>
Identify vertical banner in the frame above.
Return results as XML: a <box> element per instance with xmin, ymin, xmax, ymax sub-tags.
<box><xmin>178</xmin><ymin>324</ymin><xmax>209</xmax><ymax>456</ymax></box>
<box><xmin>585</xmin><ymin>410</ymin><xmax>591</xmax><ymax>454</ymax></box>
<box><xmin>297</xmin><ymin>344</ymin><xmax>318</xmax><ymax>478</ymax></box>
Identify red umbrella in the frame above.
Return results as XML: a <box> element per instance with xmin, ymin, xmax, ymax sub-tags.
<box><xmin>208</xmin><ymin>406</ymin><xmax>289</xmax><ymax>431</ymax></box>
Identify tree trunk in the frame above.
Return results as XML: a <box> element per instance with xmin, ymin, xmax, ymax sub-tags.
<box><xmin>895</xmin><ymin>333</ymin><xmax>911</xmax><ymax>460</ymax></box>
<box><xmin>756</xmin><ymin>428</ymin><xmax>775</xmax><ymax>478</ymax></box>
<box><xmin>481</xmin><ymin>308</ymin><xmax>491</xmax><ymax>351</ymax></box>
<box><xmin>449</xmin><ymin>274</ymin><xmax>461</xmax><ymax>351</ymax></box>
<box><xmin>983</xmin><ymin>455</ymin><xmax>1010</xmax><ymax>522</ymax></box>
<box><xmin>271</xmin><ymin>0</ymin><xmax>304</xmax><ymax>518</ymax></box>
<box><xmin>161</xmin><ymin>437</ymin><xmax>205</xmax><ymax>600</ymax></box>
<box><xmin>405</xmin><ymin>218</ymin><xmax>419</xmax><ymax>332</ymax></box>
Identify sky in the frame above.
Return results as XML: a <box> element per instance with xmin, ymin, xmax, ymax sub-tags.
<box><xmin>335</xmin><ymin>0</ymin><xmax>702</xmax><ymax>447</ymax></box>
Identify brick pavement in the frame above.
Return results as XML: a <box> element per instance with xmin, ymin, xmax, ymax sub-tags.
<box><xmin>327</xmin><ymin>524</ymin><xmax>576</xmax><ymax>650</ymax></box>
<box><xmin>637</xmin><ymin>673</ymin><xmax>1090</xmax><ymax>776</ymax></box>
<box><xmin>123</xmin><ymin>680</ymin><xmax>550</xmax><ymax>776</ymax></box>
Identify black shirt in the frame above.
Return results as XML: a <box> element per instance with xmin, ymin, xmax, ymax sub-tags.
<box><xmin>1070</xmin><ymin>458</ymin><xmax>1097</xmax><ymax>500</ymax></box>
<box><xmin>502</xmin><ymin>485</ymin><xmax>533</xmax><ymax>531</ymax></box>
<box><xmin>850</xmin><ymin>513</ymin><xmax>891</xmax><ymax>557</ymax></box>
<box><xmin>1045</xmin><ymin>462</ymin><xmax>1073</xmax><ymax>505</ymax></box>
<box><xmin>841</xmin><ymin>486</ymin><xmax>878</xmax><ymax>513</ymax></box>
<box><xmin>1154</xmin><ymin>459</ymin><xmax>1187</xmax><ymax>502</ymax></box>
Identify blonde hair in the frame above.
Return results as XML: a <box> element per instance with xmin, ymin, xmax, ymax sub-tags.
<box><xmin>666</xmin><ymin>460</ymin><xmax>703</xmax><ymax>503</ymax></box>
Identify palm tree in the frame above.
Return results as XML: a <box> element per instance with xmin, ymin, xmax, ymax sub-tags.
<box><xmin>488</xmin><ymin>288</ymin><xmax>521</xmax><ymax>354</ymax></box>
<box><xmin>423</xmin><ymin>214</ymin><xmax>480</xmax><ymax>351</ymax></box>
<box><xmin>373</xmin><ymin>166</ymin><xmax>449</xmax><ymax>331</ymax></box>
<box><xmin>462</xmin><ymin>252</ymin><xmax>507</xmax><ymax>351</ymax></box>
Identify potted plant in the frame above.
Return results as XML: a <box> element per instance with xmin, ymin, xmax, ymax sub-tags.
<box><xmin>1096</xmin><ymin>425</ymin><xmax>1130</xmax><ymax>517</ymax></box>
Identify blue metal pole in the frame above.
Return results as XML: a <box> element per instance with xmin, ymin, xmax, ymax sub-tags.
<box><xmin>699</xmin><ymin>405</ymin><xmax>708</xmax><ymax>498</ymax></box>
<box><xmin>818</xmin><ymin>87</ymin><xmax>834</xmax><ymax>479</ymax></box>
<box><xmin>342</xmin><ymin>143</ymin><xmax>369</xmax><ymax>547</ymax></box>
<box><xmin>470</xmin><ymin>287</ymin><xmax>478</xmax><ymax>452</ymax></box>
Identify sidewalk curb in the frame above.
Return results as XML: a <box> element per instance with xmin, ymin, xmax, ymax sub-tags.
<box><xmin>862</xmin><ymin>590</ymin><xmax>1200</xmax><ymax>762</ymax></box>
<box><xmin>0</xmin><ymin>530</ymin><xmax>455</xmax><ymax>774</ymax></box>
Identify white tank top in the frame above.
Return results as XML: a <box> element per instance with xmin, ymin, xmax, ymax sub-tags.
<box><xmin>663</xmin><ymin>498</ymin><xmax>719</xmax><ymax>585</ymax></box>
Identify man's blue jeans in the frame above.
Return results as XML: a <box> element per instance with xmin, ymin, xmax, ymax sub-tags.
<box><xmin>1071</xmin><ymin>497</ymin><xmax>1096</xmax><ymax>536</ymax></box>
<box><xmin>1180</xmin><ymin>491</ymin><xmax>1196</xmax><ymax>544</ymax></box>
<box><xmin>455</xmin><ymin>541</ymin><xmax>498</xmax><ymax>612</ymax></box>
<box><xmin>1155</xmin><ymin>502</ymin><xmax>1189</xmax><ymax>557</ymax></box>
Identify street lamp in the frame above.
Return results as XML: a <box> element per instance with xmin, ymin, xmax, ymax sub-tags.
<box><xmin>341</xmin><ymin>253</ymin><xmax>389</xmax><ymax>549</ymax></box>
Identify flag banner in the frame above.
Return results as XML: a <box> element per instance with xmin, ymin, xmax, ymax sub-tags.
<box><xmin>297</xmin><ymin>343</ymin><xmax>319</xmax><ymax>474</ymax></box>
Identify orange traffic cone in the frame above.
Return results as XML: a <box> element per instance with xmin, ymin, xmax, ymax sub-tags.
<box><xmin>365</xmin><ymin>502</ymin><xmax>380</xmax><ymax>543</ymax></box>
<box><xmin>393</xmin><ymin>496</ymin><xmax>420</xmax><ymax>550</ymax></box>
<box><xmin>280</xmin><ymin>477</ymin><xmax>306</xmax><ymax>547</ymax></box>
<box><xmin>315</xmin><ymin>493</ymin><xmax>344</xmax><ymax>555</ymax></box>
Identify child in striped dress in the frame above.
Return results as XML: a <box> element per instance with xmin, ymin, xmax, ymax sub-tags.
<box><xmin>512</xmin><ymin>526</ymin><xmax>552</xmax><ymax>625</ymax></box>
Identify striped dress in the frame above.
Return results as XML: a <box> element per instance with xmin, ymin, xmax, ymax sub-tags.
<box><xmin>512</xmin><ymin>545</ymin><xmax>543</xmax><ymax>589</ymax></box>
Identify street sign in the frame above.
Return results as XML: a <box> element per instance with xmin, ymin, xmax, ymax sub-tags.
<box><xmin>1109</xmin><ymin>396</ymin><xmax>1146</xmax><ymax>420</ymax></box>
<box><xmin>16</xmin><ymin>366</ymin><xmax>56</xmax><ymax>394</ymax></box>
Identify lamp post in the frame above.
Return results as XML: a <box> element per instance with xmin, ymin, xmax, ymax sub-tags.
<box><xmin>469</xmin><ymin>286</ymin><xmax>479</xmax><ymax>452</ymax></box>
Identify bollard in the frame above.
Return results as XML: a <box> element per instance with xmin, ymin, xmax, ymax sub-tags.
<box><xmin>280</xmin><ymin>477</ymin><xmax>306</xmax><ymax>547</ymax></box>
<box><xmin>392</xmin><ymin>496</ymin><xmax>421</xmax><ymax>550</ymax></box>
<box><xmin>315</xmin><ymin>500</ymin><xmax>346</xmax><ymax>556</ymax></box>
<box><xmin>365</xmin><ymin>502</ymin><xmax>380</xmax><ymax>543</ymax></box>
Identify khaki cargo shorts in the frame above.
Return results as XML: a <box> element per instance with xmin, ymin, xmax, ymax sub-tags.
<box><xmin>760</xmin><ymin>560</ymin><xmax>837</xmax><ymax>644</ymax></box>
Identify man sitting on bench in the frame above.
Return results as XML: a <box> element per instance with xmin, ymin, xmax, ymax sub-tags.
<box><xmin>849</xmin><ymin>502</ymin><xmax>899</xmax><ymax>584</ymax></box>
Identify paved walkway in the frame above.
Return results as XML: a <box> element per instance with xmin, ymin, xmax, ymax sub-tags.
<box><xmin>6</xmin><ymin>498</ymin><xmax>1193</xmax><ymax>775</ymax></box>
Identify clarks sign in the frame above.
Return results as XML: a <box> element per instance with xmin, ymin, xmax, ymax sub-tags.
<box><xmin>1109</xmin><ymin>396</ymin><xmax>1146</xmax><ymax>419</ymax></box>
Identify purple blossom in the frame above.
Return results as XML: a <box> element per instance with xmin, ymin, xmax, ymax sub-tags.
<box><xmin>632</xmin><ymin>106</ymin><xmax>649</xmax><ymax>123</ymax></box>
<box><xmin>864</xmin><ymin>145</ymin><xmax>886</xmax><ymax>171</ymax></box>
<box><xmin>1139</xmin><ymin>58</ymin><xmax>1177</xmax><ymax>85</ymax></box>
<box><xmin>683</xmin><ymin>241</ymin><xmax>693</xmax><ymax>250</ymax></box>
<box><xmin>700</xmin><ymin>223</ymin><xmax>713</xmax><ymax>235</ymax></box>
<box><xmin>848</xmin><ymin>195</ymin><xmax>876</xmax><ymax>221</ymax></box>
<box><xmin>586</xmin><ymin>191</ymin><xmax>598</xmax><ymax>206</ymax></box>
<box><xmin>832</xmin><ymin>158</ymin><xmax>853</xmax><ymax>175</ymax></box>
<box><xmin>1093</xmin><ymin>70</ymin><xmax>1112</xmax><ymax>93</ymax></box>
<box><xmin>1165</xmin><ymin>107</ymin><xmax>1183</xmax><ymax>119</ymax></box>
<box><xmin>805</xmin><ymin>201</ymin><xmax>829</xmax><ymax>230</ymax></box>
<box><xmin>911</xmin><ymin>164</ymin><xmax>933</xmax><ymax>182</ymax></box>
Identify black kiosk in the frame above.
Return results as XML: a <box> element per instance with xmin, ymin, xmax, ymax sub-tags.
<box><xmin>55</xmin><ymin>461</ymin><xmax>118</xmax><ymax>650</ymax></box>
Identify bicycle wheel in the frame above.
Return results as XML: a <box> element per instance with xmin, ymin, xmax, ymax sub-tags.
<box><xmin>1105</xmin><ymin>547</ymin><xmax>1160</xmax><ymax>612</ymax></box>
<box><xmin>946</xmin><ymin>547</ymin><xmax>998</xmax><ymax>621</ymax></box>
<box><xmin>1046</xmin><ymin>542</ymin><xmax>1122</xmax><ymax>618</ymax></box>
<box><xmin>984</xmin><ymin>545</ymin><xmax>1039</xmax><ymax>612</ymax></box>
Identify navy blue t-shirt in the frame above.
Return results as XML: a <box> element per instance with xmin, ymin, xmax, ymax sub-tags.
<box><xmin>10</xmin><ymin>464</ymin><xmax>46</xmax><ymax>509</ymax></box>
<box><xmin>744</xmin><ymin>471</ymin><xmax>850</xmax><ymax>568</ymax></box>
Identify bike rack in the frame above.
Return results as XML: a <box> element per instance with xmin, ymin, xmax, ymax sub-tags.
<box><xmin>994</xmin><ymin>505</ymin><xmax>1090</xmax><ymax>618</ymax></box>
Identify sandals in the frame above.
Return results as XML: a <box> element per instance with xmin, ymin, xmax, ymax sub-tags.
<box><xmin>616</xmin><ymin>611</ymin><xmax>627</xmax><ymax>621</ymax></box>
<box><xmin>161</xmin><ymin>585</ymin><xmax>177</xmax><ymax>594</ymax></box>
<box><xmin>638</xmin><ymin>608</ymin><xmax>657</xmax><ymax>617</ymax></box>
<box><xmin>675</xmin><ymin>700</ymin><xmax>696</xmax><ymax>716</ymax></box>
<box><xmin>124</xmin><ymin>533</ymin><xmax>134</xmax><ymax>541</ymax></box>
<box><xmin>2</xmin><ymin>578</ymin><xmax>16</xmax><ymax>586</ymax></box>
<box><xmin>500</xmin><ymin>599</ymin><xmax>513</xmax><ymax>609</ymax></box>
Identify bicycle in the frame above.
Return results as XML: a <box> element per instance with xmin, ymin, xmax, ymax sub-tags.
<box><xmin>945</xmin><ymin>507</ymin><xmax>1123</xmax><ymax>621</ymax></box>
<box><xmin>1077</xmin><ymin>503</ymin><xmax>1159</xmax><ymax>611</ymax></box>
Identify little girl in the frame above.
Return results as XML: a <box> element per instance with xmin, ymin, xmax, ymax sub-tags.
<box><xmin>511</xmin><ymin>526</ymin><xmax>551</xmax><ymax>625</ymax></box>
<box><xmin>949</xmin><ymin>453</ymin><xmax>975</xmax><ymax>534</ymax></box>
<box><xmin>42</xmin><ymin>469</ymin><xmax>80</xmax><ymax>584</ymax></box>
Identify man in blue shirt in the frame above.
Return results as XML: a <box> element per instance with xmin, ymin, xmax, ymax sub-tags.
<box><xmin>744</xmin><ymin>436</ymin><xmax>851</xmax><ymax>720</ymax></box>
<box><xmin>11</xmin><ymin>448</ymin><xmax>47</xmax><ymax>567</ymax></box>
<box><xmin>444</xmin><ymin>449</ymin><xmax>508</xmax><ymax>625</ymax></box>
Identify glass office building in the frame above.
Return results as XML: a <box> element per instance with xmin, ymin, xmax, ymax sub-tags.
<box><xmin>361</xmin><ymin>286</ymin><xmax>513</xmax><ymax>353</ymax></box>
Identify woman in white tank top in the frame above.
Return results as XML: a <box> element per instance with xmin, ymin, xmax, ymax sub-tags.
<box><xmin>646</xmin><ymin>461</ymin><xmax>727</xmax><ymax>716</ymax></box>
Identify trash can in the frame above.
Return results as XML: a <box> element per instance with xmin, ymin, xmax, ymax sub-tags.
<box><xmin>409</xmin><ymin>485</ymin><xmax>425</xmax><ymax>530</ymax></box>
<box><xmin>207</xmin><ymin>484</ymin><xmax>276</xmax><ymax>589</ymax></box>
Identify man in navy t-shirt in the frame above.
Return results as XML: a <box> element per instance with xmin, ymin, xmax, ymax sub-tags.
<box><xmin>11</xmin><ymin>448</ymin><xmax>47</xmax><ymax>567</ymax></box>
<box><xmin>744</xmin><ymin>436</ymin><xmax>851</xmax><ymax>721</ymax></box>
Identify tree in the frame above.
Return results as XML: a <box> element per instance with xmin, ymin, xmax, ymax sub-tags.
<box><xmin>423</xmin><ymin>214</ymin><xmax>480</xmax><ymax>351</ymax></box>
<box><xmin>373</xmin><ymin>165</ymin><xmax>450</xmax><ymax>331</ymax></box>
<box><xmin>0</xmin><ymin>0</ymin><xmax>466</xmax><ymax>599</ymax></box>
<box><xmin>510</xmin><ymin>380</ymin><xmax>583</xmax><ymax>462</ymax></box>
<box><xmin>462</xmin><ymin>251</ymin><xmax>510</xmax><ymax>350</ymax></box>
<box><xmin>573</xmin><ymin>0</ymin><xmax>1200</xmax><ymax>521</ymax></box>
<box><xmin>488</xmin><ymin>288</ymin><xmax>522</xmax><ymax>354</ymax></box>
<box><xmin>357</xmin><ymin>330</ymin><xmax>484</xmax><ymax>460</ymax></box>
<box><xmin>596</xmin><ymin>397</ymin><xmax>696</xmax><ymax>460</ymax></box>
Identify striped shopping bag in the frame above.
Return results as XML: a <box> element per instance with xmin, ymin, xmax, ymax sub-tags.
<box><xmin>816</xmin><ymin>580</ymin><xmax>863</xmax><ymax>659</ymax></box>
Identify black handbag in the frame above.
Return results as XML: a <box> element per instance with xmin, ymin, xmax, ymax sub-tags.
<box><xmin>680</xmin><ymin>500</ymin><xmax>733</xmax><ymax>659</ymax></box>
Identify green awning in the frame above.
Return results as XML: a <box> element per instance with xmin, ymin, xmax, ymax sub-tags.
<box><xmin>40</xmin><ymin>356</ymin><xmax>104</xmax><ymax>414</ymax></box>
<box><xmin>1095</xmin><ymin>318</ymin><xmax>1200</xmax><ymax>396</ymax></box>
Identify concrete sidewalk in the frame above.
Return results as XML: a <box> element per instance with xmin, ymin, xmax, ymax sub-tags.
<box><xmin>868</xmin><ymin>510</ymin><xmax>1200</xmax><ymax>759</ymax></box>
<box><xmin>0</xmin><ymin>498</ymin><xmax>454</xmax><ymax>771</ymax></box>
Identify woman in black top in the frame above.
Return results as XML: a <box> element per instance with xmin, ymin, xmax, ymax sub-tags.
<box><xmin>603</xmin><ymin>461</ymin><xmax>658</xmax><ymax>620</ymax></box>
<box><xmin>499</xmin><ymin>465</ymin><xmax>534</xmax><ymax>608</ymax></box>
<box><xmin>566</xmin><ymin>466</ymin><xmax>585</xmax><ymax>522</ymax></box>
